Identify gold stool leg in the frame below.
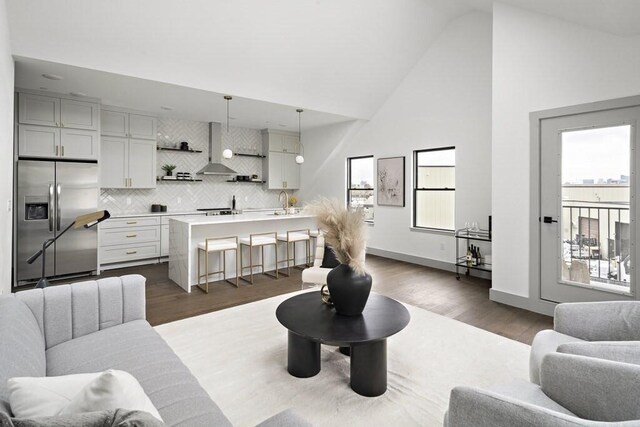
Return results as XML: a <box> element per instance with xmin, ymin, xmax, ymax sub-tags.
<box><xmin>275</xmin><ymin>243</ymin><xmax>279</xmax><ymax>279</ymax></box>
<box><xmin>235</xmin><ymin>248</ymin><xmax>239</xmax><ymax>287</ymax></box>
<box><xmin>249</xmin><ymin>245</ymin><xmax>254</xmax><ymax>285</ymax></box>
<box><xmin>204</xmin><ymin>249</ymin><xmax>209</xmax><ymax>293</ymax></box>
<box><xmin>222</xmin><ymin>249</ymin><xmax>226</xmax><ymax>283</ymax></box>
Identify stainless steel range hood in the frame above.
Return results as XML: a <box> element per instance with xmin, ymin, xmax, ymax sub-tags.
<box><xmin>196</xmin><ymin>122</ymin><xmax>238</xmax><ymax>175</ymax></box>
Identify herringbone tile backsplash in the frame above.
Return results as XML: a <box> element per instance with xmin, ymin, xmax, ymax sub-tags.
<box><xmin>100</xmin><ymin>118</ymin><xmax>296</xmax><ymax>214</ymax></box>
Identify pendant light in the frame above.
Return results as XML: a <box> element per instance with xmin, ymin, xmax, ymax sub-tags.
<box><xmin>222</xmin><ymin>95</ymin><xmax>233</xmax><ymax>159</ymax></box>
<box><xmin>295</xmin><ymin>108</ymin><xmax>305</xmax><ymax>164</ymax></box>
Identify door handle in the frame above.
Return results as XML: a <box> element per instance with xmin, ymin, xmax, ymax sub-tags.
<box><xmin>55</xmin><ymin>146</ymin><xmax>59</xmax><ymax>156</ymax></box>
<box><xmin>56</xmin><ymin>184</ymin><xmax>61</xmax><ymax>231</ymax></box>
<box><xmin>48</xmin><ymin>184</ymin><xmax>54</xmax><ymax>232</ymax></box>
<box><xmin>61</xmin><ymin>146</ymin><xmax>64</xmax><ymax>157</ymax></box>
<box><xmin>543</xmin><ymin>216</ymin><xmax>558</xmax><ymax>224</ymax></box>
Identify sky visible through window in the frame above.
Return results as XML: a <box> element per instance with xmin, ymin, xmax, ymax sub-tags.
<box><xmin>350</xmin><ymin>157</ymin><xmax>374</xmax><ymax>188</ymax></box>
<box><xmin>562</xmin><ymin>125</ymin><xmax>630</xmax><ymax>185</ymax></box>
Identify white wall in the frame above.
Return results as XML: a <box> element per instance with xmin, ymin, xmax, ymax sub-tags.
<box><xmin>492</xmin><ymin>3</ymin><xmax>640</xmax><ymax>298</ymax></box>
<box><xmin>0</xmin><ymin>0</ymin><xmax>13</xmax><ymax>294</ymax></box>
<box><xmin>300</xmin><ymin>11</ymin><xmax>493</xmax><ymax>264</ymax></box>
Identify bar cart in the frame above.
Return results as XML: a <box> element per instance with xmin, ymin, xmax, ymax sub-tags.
<box><xmin>455</xmin><ymin>228</ymin><xmax>492</xmax><ymax>280</ymax></box>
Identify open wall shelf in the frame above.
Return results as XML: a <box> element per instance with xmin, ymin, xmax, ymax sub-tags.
<box><xmin>157</xmin><ymin>147</ymin><xmax>203</xmax><ymax>153</ymax></box>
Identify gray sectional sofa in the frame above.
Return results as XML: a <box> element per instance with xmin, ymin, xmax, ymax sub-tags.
<box><xmin>0</xmin><ymin>275</ymin><xmax>308</xmax><ymax>426</ymax></box>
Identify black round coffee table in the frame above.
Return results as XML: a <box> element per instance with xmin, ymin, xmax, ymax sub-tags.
<box><xmin>276</xmin><ymin>291</ymin><xmax>410</xmax><ymax>397</ymax></box>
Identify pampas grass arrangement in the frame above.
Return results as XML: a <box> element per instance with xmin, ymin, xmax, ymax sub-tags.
<box><xmin>304</xmin><ymin>198</ymin><xmax>367</xmax><ymax>275</ymax></box>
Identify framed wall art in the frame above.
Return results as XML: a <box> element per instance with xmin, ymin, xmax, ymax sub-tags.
<box><xmin>377</xmin><ymin>156</ymin><xmax>405</xmax><ymax>207</ymax></box>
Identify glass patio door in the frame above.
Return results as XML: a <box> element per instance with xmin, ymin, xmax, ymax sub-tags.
<box><xmin>540</xmin><ymin>106</ymin><xmax>640</xmax><ymax>303</ymax></box>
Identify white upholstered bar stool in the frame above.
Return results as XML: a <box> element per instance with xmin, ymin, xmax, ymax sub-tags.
<box><xmin>308</xmin><ymin>229</ymin><xmax>321</xmax><ymax>265</ymax></box>
<box><xmin>277</xmin><ymin>229</ymin><xmax>311</xmax><ymax>277</ymax></box>
<box><xmin>197</xmin><ymin>236</ymin><xmax>239</xmax><ymax>293</ymax></box>
<box><xmin>239</xmin><ymin>232</ymin><xmax>278</xmax><ymax>284</ymax></box>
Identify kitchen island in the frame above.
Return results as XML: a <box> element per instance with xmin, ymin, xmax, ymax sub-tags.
<box><xmin>168</xmin><ymin>212</ymin><xmax>318</xmax><ymax>292</ymax></box>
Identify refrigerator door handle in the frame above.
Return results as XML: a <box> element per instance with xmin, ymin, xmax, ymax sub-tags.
<box><xmin>56</xmin><ymin>184</ymin><xmax>61</xmax><ymax>231</ymax></box>
<box><xmin>48</xmin><ymin>184</ymin><xmax>54</xmax><ymax>232</ymax></box>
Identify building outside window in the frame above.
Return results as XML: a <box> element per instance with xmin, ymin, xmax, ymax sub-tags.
<box><xmin>347</xmin><ymin>155</ymin><xmax>374</xmax><ymax>222</ymax></box>
<box><xmin>413</xmin><ymin>147</ymin><xmax>455</xmax><ymax>231</ymax></box>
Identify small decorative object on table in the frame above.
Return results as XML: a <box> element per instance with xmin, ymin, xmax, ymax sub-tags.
<box><xmin>289</xmin><ymin>196</ymin><xmax>298</xmax><ymax>207</ymax></box>
<box><xmin>180</xmin><ymin>141</ymin><xmax>189</xmax><ymax>151</ymax></box>
<box><xmin>305</xmin><ymin>198</ymin><xmax>371</xmax><ymax>316</ymax></box>
<box><xmin>162</xmin><ymin>164</ymin><xmax>176</xmax><ymax>177</ymax></box>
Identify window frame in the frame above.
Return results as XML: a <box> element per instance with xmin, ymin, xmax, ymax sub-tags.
<box><xmin>413</xmin><ymin>146</ymin><xmax>456</xmax><ymax>231</ymax></box>
<box><xmin>347</xmin><ymin>155</ymin><xmax>375</xmax><ymax>222</ymax></box>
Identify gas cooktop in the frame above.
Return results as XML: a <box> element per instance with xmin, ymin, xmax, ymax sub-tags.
<box><xmin>197</xmin><ymin>208</ymin><xmax>236</xmax><ymax>216</ymax></box>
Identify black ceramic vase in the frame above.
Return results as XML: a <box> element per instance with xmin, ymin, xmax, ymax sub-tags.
<box><xmin>326</xmin><ymin>263</ymin><xmax>372</xmax><ymax>316</ymax></box>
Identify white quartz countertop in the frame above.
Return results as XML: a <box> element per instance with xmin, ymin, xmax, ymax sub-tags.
<box><xmin>109</xmin><ymin>211</ymin><xmax>204</xmax><ymax>218</ymax></box>
<box><xmin>171</xmin><ymin>212</ymin><xmax>315</xmax><ymax>226</ymax></box>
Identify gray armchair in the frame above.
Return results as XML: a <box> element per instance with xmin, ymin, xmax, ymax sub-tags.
<box><xmin>530</xmin><ymin>301</ymin><xmax>640</xmax><ymax>384</ymax></box>
<box><xmin>445</xmin><ymin>352</ymin><xmax>640</xmax><ymax>426</ymax></box>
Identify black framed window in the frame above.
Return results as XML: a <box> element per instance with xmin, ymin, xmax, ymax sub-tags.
<box><xmin>347</xmin><ymin>155</ymin><xmax>374</xmax><ymax>222</ymax></box>
<box><xmin>413</xmin><ymin>147</ymin><xmax>455</xmax><ymax>230</ymax></box>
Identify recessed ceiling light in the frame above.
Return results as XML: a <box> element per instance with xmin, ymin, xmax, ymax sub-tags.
<box><xmin>70</xmin><ymin>91</ymin><xmax>87</xmax><ymax>97</ymax></box>
<box><xmin>42</xmin><ymin>73</ymin><xmax>63</xmax><ymax>81</ymax></box>
<box><xmin>160</xmin><ymin>105</ymin><xmax>174</xmax><ymax>110</ymax></box>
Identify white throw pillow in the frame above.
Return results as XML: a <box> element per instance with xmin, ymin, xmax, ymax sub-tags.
<box><xmin>7</xmin><ymin>370</ymin><xmax>162</xmax><ymax>422</ymax></box>
<box><xmin>8</xmin><ymin>372</ymin><xmax>98</xmax><ymax>419</ymax></box>
<box><xmin>60</xmin><ymin>370</ymin><xmax>163</xmax><ymax>422</ymax></box>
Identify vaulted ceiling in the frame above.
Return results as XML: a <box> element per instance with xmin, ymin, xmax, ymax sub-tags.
<box><xmin>6</xmin><ymin>0</ymin><xmax>640</xmax><ymax>123</ymax></box>
<box><xmin>6</xmin><ymin>0</ymin><xmax>475</xmax><ymax>120</ymax></box>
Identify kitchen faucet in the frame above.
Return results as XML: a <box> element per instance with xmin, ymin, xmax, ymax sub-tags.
<box><xmin>278</xmin><ymin>190</ymin><xmax>290</xmax><ymax>212</ymax></box>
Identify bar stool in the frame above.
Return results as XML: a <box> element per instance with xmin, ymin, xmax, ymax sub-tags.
<box><xmin>197</xmin><ymin>236</ymin><xmax>239</xmax><ymax>293</ymax></box>
<box><xmin>277</xmin><ymin>229</ymin><xmax>311</xmax><ymax>277</ymax></box>
<box><xmin>308</xmin><ymin>229</ymin><xmax>322</xmax><ymax>265</ymax></box>
<box><xmin>239</xmin><ymin>232</ymin><xmax>278</xmax><ymax>284</ymax></box>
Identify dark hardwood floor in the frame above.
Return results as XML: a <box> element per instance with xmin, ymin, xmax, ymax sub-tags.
<box><xmin>54</xmin><ymin>255</ymin><xmax>552</xmax><ymax>345</ymax></box>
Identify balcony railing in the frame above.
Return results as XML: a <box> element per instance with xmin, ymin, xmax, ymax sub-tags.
<box><xmin>562</xmin><ymin>204</ymin><xmax>630</xmax><ymax>287</ymax></box>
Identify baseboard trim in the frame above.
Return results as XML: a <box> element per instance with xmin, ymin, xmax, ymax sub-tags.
<box><xmin>366</xmin><ymin>247</ymin><xmax>456</xmax><ymax>272</ymax></box>
<box><xmin>490</xmin><ymin>288</ymin><xmax>556</xmax><ymax>317</ymax></box>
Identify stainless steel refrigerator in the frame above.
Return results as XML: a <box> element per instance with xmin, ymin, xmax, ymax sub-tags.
<box><xmin>16</xmin><ymin>160</ymin><xmax>99</xmax><ymax>285</ymax></box>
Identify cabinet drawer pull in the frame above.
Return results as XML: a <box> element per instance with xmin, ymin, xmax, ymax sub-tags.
<box><xmin>126</xmin><ymin>234</ymin><xmax>137</xmax><ymax>238</ymax></box>
<box><xmin>126</xmin><ymin>251</ymin><xmax>137</xmax><ymax>255</ymax></box>
<box><xmin>126</xmin><ymin>221</ymin><xmax>137</xmax><ymax>225</ymax></box>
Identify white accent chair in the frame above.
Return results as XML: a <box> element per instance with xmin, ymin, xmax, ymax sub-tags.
<box><xmin>301</xmin><ymin>234</ymin><xmax>332</xmax><ymax>287</ymax></box>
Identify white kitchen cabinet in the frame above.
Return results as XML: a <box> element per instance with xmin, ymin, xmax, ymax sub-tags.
<box><xmin>128</xmin><ymin>139</ymin><xmax>156</xmax><ymax>188</ymax></box>
<box><xmin>60</xmin><ymin>128</ymin><xmax>99</xmax><ymax>160</ymax></box>
<box><xmin>262</xmin><ymin>129</ymin><xmax>299</xmax><ymax>153</ymax></box>
<box><xmin>262</xmin><ymin>129</ymin><xmax>301</xmax><ymax>190</ymax></box>
<box><xmin>60</xmin><ymin>99</ymin><xmax>99</xmax><ymax>131</ymax></box>
<box><xmin>101</xmin><ymin>110</ymin><xmax>129</xmax><ymax>137</ymax></box>
<box><xmin>100</xmin><ymin>137</ymin><xmax>156</xmax><ymax>189</ymax></box>
<box><xmin>19</xmin><ymin>93</ymin><xmax>99</xmax><ymax>131</ymax></box>
<box><xmin>161</xmin><ymin>224</ymin><xmax>169</xmax><ymax>257</ymax></box>
<box><xmin>100</xmin><ymin>137</ymin><xmax>128</xmax><ymax>188</ymax></box>
<box><xmin>263</xmin><ymin>151</ymin><xmax>300</xmax><ymax>190</ymax></box>
<box><xmin>101</xmin><ymin>108</ymin><xmax>156</xmax><ymax>140</ymax></box>
<box><xmin>18</xmin><ymin>125</ymin><xmax>60</xmax><ymax>158</ymax></box>
<box><xmin>283</xmin><ymin>152</ymin><xmax>300</xmax><ymax>189</ymax></box>
<box><xmin>17</xmin><ymin>92</ymin><xmax>100</xmax><ymax>160</ymax></box>
<box><xmin>129</xmin><ymin>114</ymin><xmax>157</xmax><ymax>140</ymax></box>
<box><xmin>18</xmin><ymin>125</ymin><xmax>99</xmax><ymax>160</ymax></box>
<box><xmin>18</xmin><ymin>93</ymin><xmax>60</xmax><ymax>127</ymax></box>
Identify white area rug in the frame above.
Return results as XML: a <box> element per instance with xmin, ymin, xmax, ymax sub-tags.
<box><xmin>155</xmin><ymin>291</ymin><xmax>530</xmax><ymax>427</ymax></box>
